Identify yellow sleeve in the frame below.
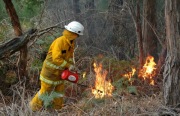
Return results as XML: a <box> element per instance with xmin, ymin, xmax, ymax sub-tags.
<box><xmin>68</xmin><ymin>41</ymin><xmax>75</xmax><ymax>64</ymax></box>
<box><xmin>51</xmin><ymin>38</ymin><xmax>71</xmax><ymax>69</ymax></box>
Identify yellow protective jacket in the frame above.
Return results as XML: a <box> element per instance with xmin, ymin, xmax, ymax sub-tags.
<box><xmin>40</xmin><ymin>30</ymin><xmax>78</xmax><ymax>83</ymax></box>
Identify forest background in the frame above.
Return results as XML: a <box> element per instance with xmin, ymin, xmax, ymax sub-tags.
<box><xmin>0</xmin><ymin>0</ymin><xmax>179</xmax><ymax>115</ymax></box>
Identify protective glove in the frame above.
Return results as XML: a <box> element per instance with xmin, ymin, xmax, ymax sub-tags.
<box><xmin>69</xmin><ymin>65</ymin><xmax>78</xmax><ymax>72</ymax></box>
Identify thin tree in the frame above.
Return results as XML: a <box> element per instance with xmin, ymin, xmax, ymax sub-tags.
<box><xmin>128</xmin><ymin>0</ymin><xmax>144</xmax><ymax>68</ymax></box>
<box><xmin>3</xmin><ymin>0</ymin><xmax>28</xmax><ymax>79</ymax></box>
<box><xmin>73</xmin><ymin>0</ymin><xmax>81</xmax><ymax>20</ymax></box>
<box><xmin>85</xmin><ymin>0</ymin><xmax>97</xmax><ymax>45</ymax></box>
<box><xmin>142</xmin><ymin>0</ymin><xmax>158</xmax><ymax>62</ymax></box>
<box><xmin>111</xmin><ymin>0</ymin><xmax>123</xmax><ymax>43</ymax></box>
<box><xmin>163</xmin><ymin>0</ymin><xmax>180</xmax><ymax>106</ymax></box>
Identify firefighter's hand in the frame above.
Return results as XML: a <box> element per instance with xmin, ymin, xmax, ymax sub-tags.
<box><xmin>69</xmin><ymin>65</ymin><xmax>78</xmax><ymax>72</ymax></box>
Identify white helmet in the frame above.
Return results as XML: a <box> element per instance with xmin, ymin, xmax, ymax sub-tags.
<box><xmin>65</xmin><ymin>21</ymin><xmax>84</xmax><ymax>35</ymax></box>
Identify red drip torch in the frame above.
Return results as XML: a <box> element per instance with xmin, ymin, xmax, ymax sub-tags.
<box><xmin>61</xmin><ymin>69</ymin><xmax>79</xmax><ymax>83</ymax></box>
<box><xmin>61</xmin><ymin>69</ymin><xmax>103</xmax><ymax>93</ymax></box>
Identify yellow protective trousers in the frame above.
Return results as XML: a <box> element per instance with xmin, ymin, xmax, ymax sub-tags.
<box><xmin>29</xmin><ymin>81</ymin><xmax>64</xmax><ymax>111</ymax></box>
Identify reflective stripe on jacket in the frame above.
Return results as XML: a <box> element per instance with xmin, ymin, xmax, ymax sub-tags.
<box><xmin>40</xmin><ymin>75</ymin><xmax>63</xmax><ymax>85</ymax></box>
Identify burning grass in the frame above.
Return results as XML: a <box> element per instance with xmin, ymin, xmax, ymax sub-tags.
<box><xmin>0</xmin><ymin>56</ymin><xmax>179</xmax><ymax>115</ymax></box>
<box><xmin>92</xmin><ymin>62</ymin><xmax>114</xmax><ymax>99</ymax></box>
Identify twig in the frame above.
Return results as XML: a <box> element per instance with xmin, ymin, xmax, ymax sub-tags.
<box><xmin>71</xmin><ymin>103</ymin><xmax>88</xmax><ymax>115</ymax></box>
<box><xmin>0</xmin><ymin>91</ymin><xmax>8</xmax><ymax>113</ymax></box>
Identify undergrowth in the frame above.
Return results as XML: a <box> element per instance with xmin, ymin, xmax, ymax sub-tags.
<box><xmin>0</xmin><ymin>50</ymin><xmax>178</xmax><ymax>116</ymax></box>
<box><xmin>0</xmin><ymin>80</ymin><xmax>177</xmax><ymax>116</ymax></box>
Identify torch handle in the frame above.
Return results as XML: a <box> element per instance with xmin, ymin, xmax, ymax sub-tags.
<box><xmin>76</xmin><ymin>83</ymin><xmax>103</xmax><ymax>93</ymax></box>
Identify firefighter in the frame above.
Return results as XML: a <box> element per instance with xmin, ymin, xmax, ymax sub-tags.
<box><xmin>29</xmin><ymin>21</ymin><xmax>84</xmax><ymax>111</ymax></box>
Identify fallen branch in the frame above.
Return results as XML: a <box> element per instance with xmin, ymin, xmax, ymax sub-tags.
<box><xmin>0</xmin><ymin>20</ymin><xmax>69</xmax><ymax>60</ymax></box>
<box><xmin>0</xmin><ymin>29</ymin><xmax>37</xmax><ymax>59</ymax></box>
<box><xmin>2</xmin><ymin>25</ymin><xmax>60</xmax><ymax>58</ymax></box>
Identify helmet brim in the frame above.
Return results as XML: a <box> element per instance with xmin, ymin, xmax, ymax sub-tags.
<box><xmin>64</xmin><ymin>25</ymin><xmax>83</xmax><ymax>35</ymax></box>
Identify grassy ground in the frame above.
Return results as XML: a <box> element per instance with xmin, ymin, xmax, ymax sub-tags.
<box><xmin>0</xmin><ymin>79</ymin><xmax>179</xmax><ymax>116</ymax></box>
<box><xmin>0</xmin><ymin>56</ymin><xmax>179</xmax><ymax>116</ymax></box>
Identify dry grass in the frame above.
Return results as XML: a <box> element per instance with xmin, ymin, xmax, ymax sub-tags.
<box><xmin>0</xmin><ymin>80</ymin><xmax>179</xmax><ymax>116</ymax></box>
<box><xmin>59</xmin><ymin>92</ymin><xmax>164</xmax><ymax>116</ymax></box>
<box><xmin>0</xmin><ymin>58</ymin><xmax>178</xmax><ymax>116</ymax></box>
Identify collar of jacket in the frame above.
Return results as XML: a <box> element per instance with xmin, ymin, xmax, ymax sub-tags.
<box><xmin>63</xmin><ymin>29</ymin><xmax>78</xmax><ymax>43</ymax></box>
<box><xmin>62</xmin><ymin>30</ymin><xmax>78</xmax><ymax>40</ymax></box>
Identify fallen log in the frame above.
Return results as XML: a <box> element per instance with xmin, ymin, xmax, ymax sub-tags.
<box><xmin>0</xmin><ymin>29</ymin><xmax>37</xmax><ymax>59</ymax></box>
<box><xmin>0</xmin><ymin>21</ymin><xmax>66</xmax><ymax>60</ymax></box>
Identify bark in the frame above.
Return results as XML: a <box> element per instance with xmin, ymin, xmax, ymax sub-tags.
<box><xmin>111</xmin><ymin>0</ymin><xmax>123</xmax><ymax>39</ymax></box>
<box><xmin>0</xmin><ymin>29</ymin><xmax>37</xmax><ymax>59</ymax></box>
<box><xmin>136</xmin><ymin>0</ymin><xmax>144</xmax><ymax>68</ymax></box>
<box><xmin>156</xmin><ymin>46</ymin><xmax>167</xmax><ymax>75</ymax></box>
<box><xmin>0</xmin><ymin>23</ymin><xmax>60</xmax><ymax>59</ymax></box>
<box><xmin>3</xmin><ymin>0</ymin><xmax>27</xmax><ymax>78</ymax></box>
<box><xmin>110</xmin><ymin>0</ymin><xmax>125</xmax><ymax>59</ymax></box>
<box><xmin>142</xmin><ymin>0</ymin><xmax>158</xmax><ymax>62</ymax></box>
<box><xmin>128</xmin><ymin>0</ymin><xmax>144</xmax><ymax>68</ymax></box>
<box><xmin>163</xmin><ymin>0</ymin><xmax>180</xmax><ymax>106</ymax></box>
<box><xmin>85</xmin><ymin>0</ymin><xmax>97</xmax><ymax>45</ymax></box>
<box><xmin>3</xmin><ymin>0</ymin><xmax>22</xmax><ymax>35</ymax></box>
<box><xmin>73</xmin><ymin>0</ymin><xmax>81</xmax><ymax>20</ymax></box>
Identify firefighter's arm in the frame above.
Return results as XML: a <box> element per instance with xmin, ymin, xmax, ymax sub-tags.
<box><xmin>68</xmin><ymin>42</ymin><xmax>78</xmax><ymax>71</ymax></box>
<box><xmin>52</xmin><ymin>38</ymin><xmax>71</xmax><ymax>69</ymax></box>
<box><xmin>68</xmin><ymin>41</ymin><xmax>75</xmax><ymax>64</ymax></box>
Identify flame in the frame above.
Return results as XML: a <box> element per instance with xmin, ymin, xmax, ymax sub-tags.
<box><xmin>138</xmin><ymin>55</ymin><xmax>156</xmax><ymax>85</ymax></box>
<box><xmin>123</xmin><ymin>68</ymin><xmax>136</xmax><ymax>84</ymax></box>
<box><xmin>83</xmin><ymin>72</ymin><xmax>86</xmax><ymax>78</ymax></box>
<box><xmin>92</xmin><ymin>63</ymin><xmax>114</xmax><ymax>98</ymax></box>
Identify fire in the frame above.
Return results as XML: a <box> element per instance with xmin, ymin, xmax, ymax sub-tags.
<box><xmin>92</xmin><ymin>63</ymin><xmax>114</xmax><ymax>98</ymax></box>
<box><xmin>123</xmin><ymin>68</ymin><xmax>136</xmax><ymax>84</ymax></box>
<box><xmin>138</xmin><ymin>55</ymin><xmax>156</xmax><ymax>85</ymax></box>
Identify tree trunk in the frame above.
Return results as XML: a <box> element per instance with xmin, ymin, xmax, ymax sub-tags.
<box><xmin>111</xmin><ymin>0</ymin><xmax>123</xmax><ymax>40</ymax></box>
<box><xmin>85</xmin><ymin>0</ymin><xmax>97</xmax><ymax>45</ymax></box>
<box><xmin>142</xmin><ymin>0</ymin><xmax>158</xmax><ymax>62</ymax></box>
<box><xmin>128</xmin><ymin>0</ymin><xmax>144</xmax><ymax>68</ymax></box>
<box><xmin>3</xmin><ymin>0</ymin><xmax>28</xmax><ymax>78</ymax></box>
<box><xmin>136</xmin><ymin>0</ymin><xmax>144</xmax><ymax>68</ymax></box>
<box><xmin>73</xmin><ymin>0</ymin><xmax>81</xmax><ymax>20</ymax></box>
<box><xmin>3</xmin><ymin>0</ymin><xmax>22</xmax><ymax>35</ymax></box>
<box><xmin>156</xmin><ymin>46</ymin><xmax>167</xmax><ymax>75</ymax></box>
<box><xmin>163</xmin><ymin>0</ymin><xmax>180</xmax><ymax>106</ymax></box>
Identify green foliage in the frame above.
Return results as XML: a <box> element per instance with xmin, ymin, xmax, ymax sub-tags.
<box><xmin>127</xmin><ymin>86</ymin><xmax>137</xmax><ymax>94</ymax></box>
<box><xmin>92</xmin><ymin>56</ymin><xmax>138</xmax><ymax>95</ymax></box>
<box><xmin>39</xmin><ymin>91</ymin><xmax>63</xmax><ymax>109</ymax></box>
<box><xmin>0</xmin><ymin>64</ymin><xmax>18</xmax><ymax>84</ymax></box>
<box><xmin>93</xmin><ymin>56</ymin><xmax>136</xmax><ymax>81</ymax></box>
<box><xmin>0</xmin><ymin>1</ymin><xmax>8</xmax><ymax>20</ymax></box>
<box><xmin>36</xmin><ymin>34</ymin><xmax>59</xmax><ymax>51</ymax></box>
<box><xmin>97</xmin><ymin>0</ymin><xmax>109</xmax><ymax>11</ymax></box>
<box><xmin>36</xmin><ymin>39</ymin><xmax>45</xmax><ymax>45</ymax></box>
<box><xmin>0</xmin><ymin>1</ymin><xmax>10</xmax><ymax>42</ymax></box>
<box><xmin>114</xmin><ymin>77</ymin><xmax>130</xmax><ymax>89</ymax></box>
<box><xmin>156</xmin><ymin>0</ymin><xmax>164</xmax><ymax>11</ymax></box>
<box><xmin>0</xmin><ymin>0</ymin><xmax>44</xmax><ymax>22</ymax></box>
<box><xmin>31</xmin><ymin>58</ymin><xmax>43</xmax><ymax>70</ymax></box>
<box><xmin>0</xmin><ymin>0</ymin><xmax>44</xmax><ymax>41</ymax></box>
<box><xmin>13</xmin><ymin>0</ymin><xmax>44</xmax><ymax>18</ymax></box>
<box><xmin>0</xmin><ymin>68</ymin><xmax>5</xmax><ymax>79</ymax></box>
<box><xmin>4</xmin><ymin>70</ymin><xmax>17</xmax><ymax>84</ymax></box>
<box><xmin>113</xmin><ymin>77</ymin><xmax>137</xmax><ymax>94</ymax></box>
